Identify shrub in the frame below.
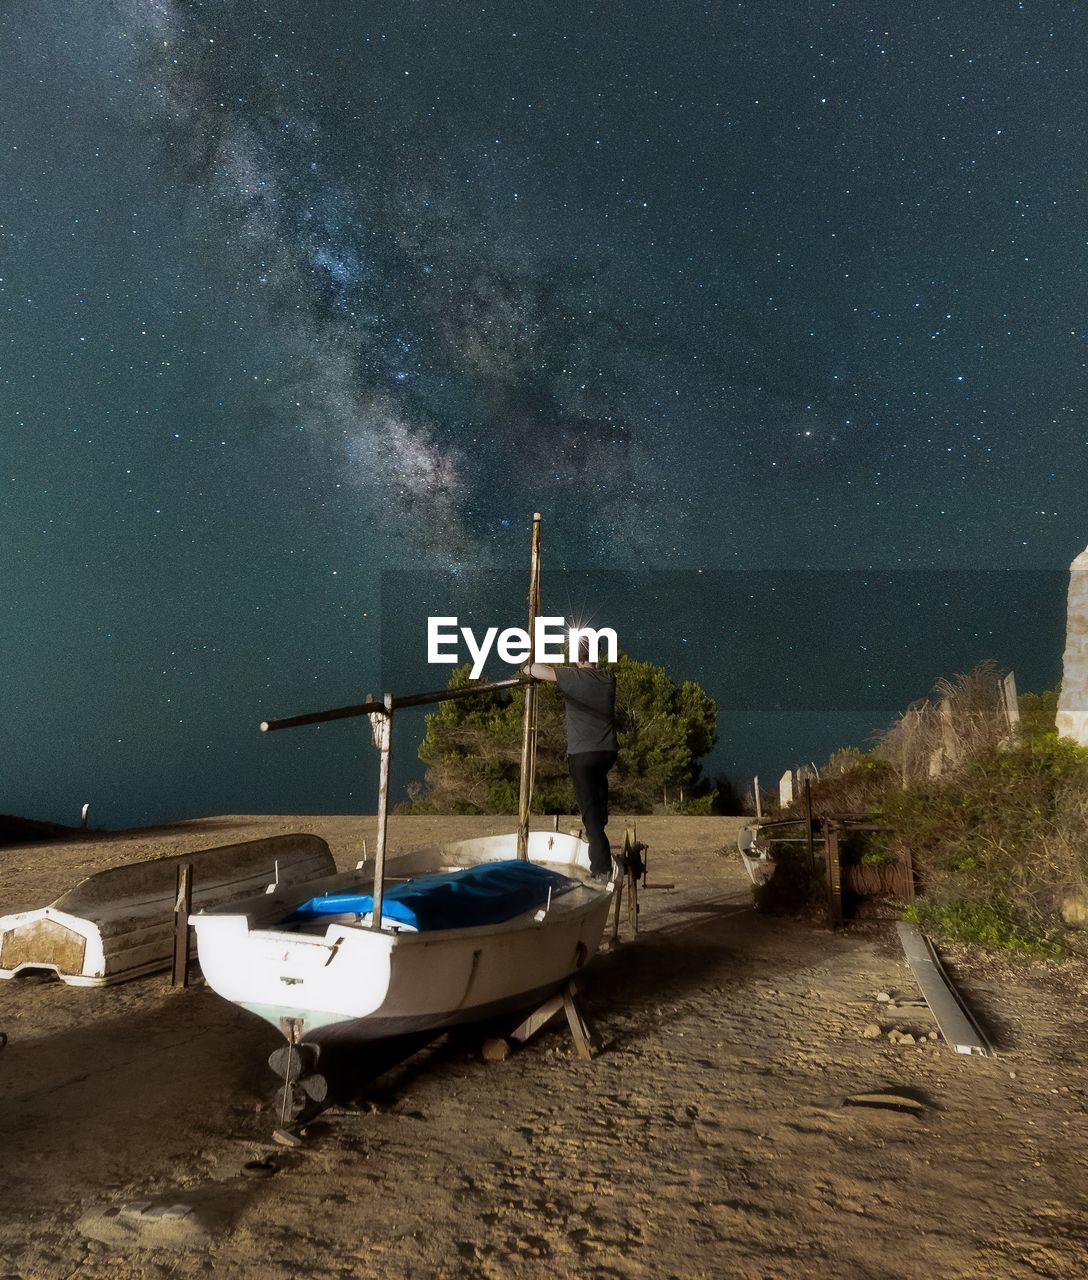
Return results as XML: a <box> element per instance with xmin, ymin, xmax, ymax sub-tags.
<box><xmin>878</xmin><ymin>735</ymin><xmax>1088</xmax><ymax>955</ymax></box>
<box><xmin>769</xmin><ymin>668</ymin><xmax>1088</xmax><ymax>955</ymax></box>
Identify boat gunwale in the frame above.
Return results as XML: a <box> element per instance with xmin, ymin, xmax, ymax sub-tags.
<box><xmin>197</xmin><ymin>871</ymin><xmax>611</xmax><ymax>950</ymax></box>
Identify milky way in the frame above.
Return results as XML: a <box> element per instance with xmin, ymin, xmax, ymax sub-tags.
<box><xmin>5</xmin><ymin>1</ymin><xmax>1088</xmax><ymax>824</ymax></box>
<box><xmin>111</xmin><ymin>0</ymin><xmax>656</xmax><ymax>565</ymax></box>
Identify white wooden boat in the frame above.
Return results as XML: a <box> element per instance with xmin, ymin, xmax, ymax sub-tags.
<box><xmin>0</xmin><ymin>834</ymin><xmax>337</xmax><ymax>987</ymax></box>
<box><xmin>192</xmin><ymin>830</ymin><xmax>613</xmax><ymax>1047</ymax></box>
<box><xmin>195</xmin><ymin>517</ymin><xmax>622</xmax><ymax>1121</ymax></box>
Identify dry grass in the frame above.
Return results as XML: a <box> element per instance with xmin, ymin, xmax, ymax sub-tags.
<box><xmin>776</xmin><ymin>663</ymin><xmax>1088</xmax><ymax>956</ymax></box>
<box><xmin>871</xmin><ymin>659</ymin><xmax>1012</xmax><ymax>787</ymax></box>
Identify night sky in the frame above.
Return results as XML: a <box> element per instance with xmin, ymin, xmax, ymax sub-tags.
<box><xmin>4</xmin><ymin>2</ymin><xmax>1086</xmax><ymax>828</ymax></box>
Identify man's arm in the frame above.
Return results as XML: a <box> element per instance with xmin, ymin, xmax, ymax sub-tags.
<box><xmin>524</xmin><ymin>662</ymin><xmax>558</xmax><ymax>682</ymax></box>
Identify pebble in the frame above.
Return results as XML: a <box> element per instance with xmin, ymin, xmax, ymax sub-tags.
<box><xmin>876</xmin><ymin>992</ymin><xmax>891</xmax><ymax>1003</ymax></box>
<box><xmin>899</xmin><ymin>1033</ymin><xmax>916</xmax><ymax>1046</ymax></box>
<box><xmin>862</xmin><ymin>1024</ymin><xmax>882</xmax><ymax>1039</ymax></box>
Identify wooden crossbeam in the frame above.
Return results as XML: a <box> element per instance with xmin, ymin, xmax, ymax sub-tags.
<box><xmin>508</xmin><ymin>979</ymin><xmax>596</xmax><ymax>1060</ymax></box>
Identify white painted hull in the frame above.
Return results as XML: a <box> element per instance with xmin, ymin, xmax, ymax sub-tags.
<box><xmin>193</xmin><ymin>831</ymin><xmax>613</xmax><ymax>1046</ymax></box>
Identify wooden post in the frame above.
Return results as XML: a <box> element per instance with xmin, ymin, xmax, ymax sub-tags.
<box><xmin>824</xmin><ymin>821</ymin><xmax>844</xmax><ymax>929</ymax></box>
<box><xmin>753</xmin><ymin>777</ymin><xmax>762</xmax><ymax>820</ymax></box>
<box><xmin>611</xmin><ymin>875</ymin><xmax>624</xmax><ymax>945</ymax></box>
<box><xmin>939</xmin><ymin>698</ymin><xmax>959</xmax><ymax>768</ymax></box>
<box><xmin>803</xmin><ymin>778</ymin><xmax>816</xmax><ymax>873</ymax></box>
<box><xmin>562</xmin><ymin>982</ymin><xmax>595</xmax><ymax>1060</ymax></box>
<box><xmin>1001</xmin><ymin>671</ymin><xmax>1020</xmax><ymax>739</ymax></box>
<box><xmin>517</xmin><ymin>512</ymin><xmax>542</xmax><ymax>860</ymax></box>
<box><xmin>371</xmin><ymin>693</ymin><xmax>394</xmax><ymax>931</ymax></box>
<box><xmin>171</xmin><ymin>862</ymin><xmax>193</xmax><ymax>988</ymax></box>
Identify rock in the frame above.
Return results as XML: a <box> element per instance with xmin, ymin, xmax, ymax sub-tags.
<box><xmin>899</xmin><ymin>1033</ymin><xmax>916</xmax><ymax>1046</ymax></box>
<box><xmin>79</xmin><ymin>1196</ymin><xmax>231</xmax><ymax>1248</ymax></box>
<box><xmin>888</xmin><ymin>1030</ymin><xmax>901</xmax><ymax>1043</ymax></box>
<box><xmin>862</xmin><ymin>1023</ymin><xmax>882</xmax><ymax>1039</ymax></box>
<box><xmin>928</xmin><ymin>1031</ymin><xmax>939</xmax><ymax>1041</ymax></box>
<box><xmin>482</xmin><ymin>1038</ymin><xmax>511</xmax><ymax>1062</ymax></box>
<box><xmin>876</xmin><ymin>992</ymin><xmax>891</xmax><ymax>1003</ymax></box>
<box><xmin>142</xmin><ymin>1205</ymin><xmax>192</xmax><ymax>1221</ymax></box>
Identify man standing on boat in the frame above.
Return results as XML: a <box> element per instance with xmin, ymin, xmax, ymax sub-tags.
<box><xmin>526</xmin><ymin>638</ymin><xmax>618</xmax><ymax>884</ymax></box>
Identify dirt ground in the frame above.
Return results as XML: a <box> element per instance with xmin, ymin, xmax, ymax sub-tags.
<box><xmin>2</xmin><ymin>814</ymin><xmax>1087</xmax><ymax>1280</ymax></box>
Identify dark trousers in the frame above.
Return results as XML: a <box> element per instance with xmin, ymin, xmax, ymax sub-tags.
<box><xmin>568</xmin><ymin>750</ymin><xmax>617</xmax><ymax>875</ymax></box>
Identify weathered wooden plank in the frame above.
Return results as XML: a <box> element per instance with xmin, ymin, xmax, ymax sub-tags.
<box><xmin>0</xmin><ymin>916</ymin><xmax>86</xmax><ymax>974</ymax></box>
<box><xmin>563</xmin><ymin>983</ymin><xmax>595</xmax><ymax>1060</ymax></box>
<box><xmin>896</xmin><ymin>921</ymin><xmax>994</xmax><ymax>1056</ymax></box>
<box><xmin>508</xmin><ymin>990</ymin><xmax>566</xmax><ymax>1043</ymax></box>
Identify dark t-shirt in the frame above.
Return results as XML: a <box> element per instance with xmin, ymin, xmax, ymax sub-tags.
<box><xmin>554</xmin><ymin>666</ymin><xmax>618</xmax><ymax>755</ymax></box>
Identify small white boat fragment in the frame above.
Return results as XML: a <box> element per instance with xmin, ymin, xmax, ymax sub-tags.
<box><xmin>0</xmin><ymin>834</ymin><xmax>338</xmax><ymax>987</ymax></box>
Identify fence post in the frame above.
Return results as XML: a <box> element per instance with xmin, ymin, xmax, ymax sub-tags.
<box><xmin>171</xmin><ymin>863</ymin><xmax>193</xmax><ymax>988</ymax></box>
<box><xmin>1001</xmin><ymin>671</ymin><xmax>1020</xmax><ymax>739</ymax></box>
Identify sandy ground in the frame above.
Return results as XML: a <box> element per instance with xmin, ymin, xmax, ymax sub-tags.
<box><xmin>1</xmin><ymin>813</ymin><xmax>1087</xmax><ymax>1280</ymax></box>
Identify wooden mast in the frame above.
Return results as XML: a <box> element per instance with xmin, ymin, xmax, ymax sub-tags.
<box><xmin>370</xmin><ymin>692</ymin><xmax>394</xmax><ymax>930</ymax></box>
<box><xmin>516</xmin><ymin>513</ymin><xmax>542</xmax><ymax>859</ymax></box>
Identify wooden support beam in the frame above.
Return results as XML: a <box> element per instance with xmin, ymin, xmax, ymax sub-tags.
<box><xmin>823</xmin><ymin>822</ymin><xmax>844</xmax><ymax>929</ymax></box>
<box><xmin>509</xmin><ymin>990</ymin><xmax>566</xmax><ymax>1044</ymax></box>
<box><xmin>507</xmin><ymin>979</ymin><xmax>596</xmax><ymax>1060</ymax></box>
<box><xmin>562</xmin><ymin>983</ymin><xmax>596</xmax><ymax>1060</ymax></box>
<box><xmin>170</xmin><ymin>862</ymin><xmax>193</xmax><ymax>989</ymax></box>
<box><xmin>611</xmin><ymin>876</ymin><xmax>623</xmax><ymax>945</ymax></box>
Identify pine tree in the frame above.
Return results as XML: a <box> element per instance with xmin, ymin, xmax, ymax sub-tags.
<box><xmin>399</xmin><ymin>656</ymin><xmax>718</xmax><ymax>815</ymax></box>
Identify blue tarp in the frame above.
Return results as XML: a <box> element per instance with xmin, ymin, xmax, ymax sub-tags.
<box><xmin>287</xmin><ymin>859</ymin><xmax>581</xmax><ymax>932</ymax></box>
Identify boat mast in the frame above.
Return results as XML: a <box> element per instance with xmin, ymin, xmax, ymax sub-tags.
<box><xmin>516</xmin><ymin>512</ymin><xmax>542</xmax><ymax>859</ymax></box>
<box><xmin>370</xmin><ymin>691</ymin><xmax>394</xmax><ymax>931</ymax></box>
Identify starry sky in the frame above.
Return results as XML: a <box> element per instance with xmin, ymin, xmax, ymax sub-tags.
<box><xmin>3</xmin><ymin>1</ymin><xmax>1086</xmax><ymax>828</ymax></box>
